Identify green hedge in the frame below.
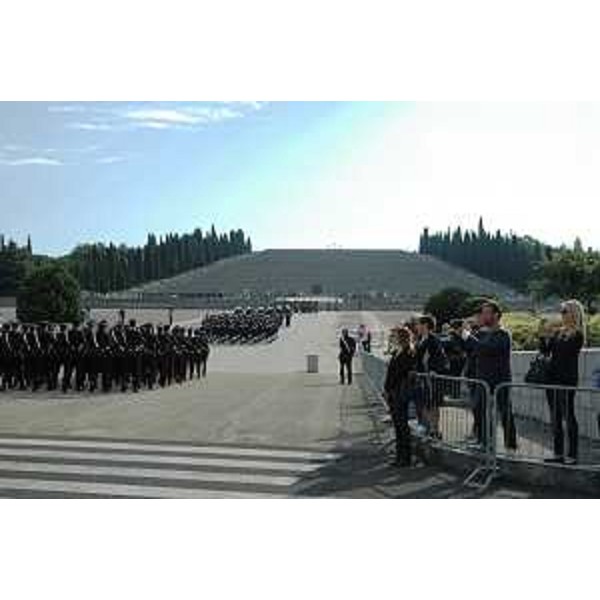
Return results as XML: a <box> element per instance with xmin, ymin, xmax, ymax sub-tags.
<box><xmin>503</xmin><ymin>312</ymin><xmax>600</xmax><ymax>350</ymax></box>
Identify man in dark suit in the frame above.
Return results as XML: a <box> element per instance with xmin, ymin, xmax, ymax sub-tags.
<box><xmin>338</xmin><ymin>328</ymin><xmax>357</xmax><ymax>385</ymax></box>
<box><xmin>462</xmin><ymin>300</ymin><xmax>517</xmax><ymax>450</ymax></box>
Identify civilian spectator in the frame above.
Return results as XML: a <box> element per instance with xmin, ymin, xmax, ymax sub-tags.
<box><xmin>383</xmin><ymin>327</ymin><xmax>417</xmax><ymax>467</ymax></box>
<box><xmin>415</xmin><ymin>314</ymin><xmax>449</xmax><ymax>438</ymax></box>
<box><xmin>462</xmin><ymin>300</ymin><xmax>517</xmax><ymax>451</ymax></box>
<box><xmin>540</xmin><ymin>299</ymin><xmax>585</xmax><ymax>465</ymax></box>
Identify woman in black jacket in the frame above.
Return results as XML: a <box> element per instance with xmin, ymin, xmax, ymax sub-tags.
<box><xmin>383</xmin><ymin>327</ymin><xmax>418</xmax><ymax>467</ymax></box>
<box><xmin>540</xmin><ymin>300</ymin><xmax>586</xmax><ymax>464</ymax></box>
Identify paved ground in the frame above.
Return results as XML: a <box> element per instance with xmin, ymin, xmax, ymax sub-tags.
<box><xmin>0</xmin><ymin>311</ymin><xmax>589</xmax><ymax>497</ymax></box>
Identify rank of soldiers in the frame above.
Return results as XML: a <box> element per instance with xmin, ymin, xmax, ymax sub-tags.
<box><xmin>201</xmin><ymin>306</ymin><xmax>289</xmax><ymax>344</ymax></box>
<box><xmin>0</xmin><ymin>319</ymin><xmax>210</xmax><ymax>394</ymax></box>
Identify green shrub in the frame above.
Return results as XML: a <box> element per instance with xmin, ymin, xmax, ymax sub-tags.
<box><xmin>423</xmin><ymin>287</ymin><xmax>472</xmax><ymax>329</ymax></box>
<box><xmin>503</xmin><ymin>312</ymin><xmax>600</xmax><ymax>350</ymax></box>
<box><xmin>16</xmin><ymin>263</ymin><xmax>81</xmax><ymax>323</ymax></box>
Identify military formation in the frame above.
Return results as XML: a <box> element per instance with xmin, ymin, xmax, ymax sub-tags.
<box><xmin>0</xmin><ymin>319</ymin><xmax>210</xmax><ymax>394</ymax></box>
<box><xmin>201</xmin><ymin>306</ymin><xmax>291</xmax><ymax>344</ymax></box>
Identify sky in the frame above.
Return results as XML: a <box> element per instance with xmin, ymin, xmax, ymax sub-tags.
<box><xmin>0</xmin><ymin>101</ymin><xmax>599</xmax><ymax>256</ymax></box>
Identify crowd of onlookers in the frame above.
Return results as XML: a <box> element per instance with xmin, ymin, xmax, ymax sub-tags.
<box><xmin>377</xmin><ymin>299</ymin><xmax>587</xmax><ymax>468</ymax></box>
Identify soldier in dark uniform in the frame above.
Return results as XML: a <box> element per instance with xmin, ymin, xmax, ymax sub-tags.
<box><xmin>83</xmin><ymin>322</ymin><xmax>101</xmax><ymax>392</ymax></box>
<box><xmin>284</xmin><ymin>305</ymin><xmax>292</xmax><ymax>328</ymax></box>
<box><xmin>197</xmin><ymin>329</ymin><xmax>210</xmax><ymax>378</ymax></box>
<box><xmin>189</xmin><ymin>328</ymin><xmax>209</xmax><ymax>379</ymax></box>
<box><xmin>67</xmin><ymin>323</ymin><xmax>86</xmax><ymax>392</ymax></box>
<box><xmin>40</xmin><ymin>323</ymin><xmax>58</xmax><ymax>391</ymax></box>
<box><xmin>11</xmin><ymin>323</ymin><xmax>27</xmax><ymax>390</ymax></box>
<box><xmin>157</xmin><ymin>325</ymin><xmax>173</xmax><ymax>387</ymax></box>
<box><xmin>54</xmin><ymin>324</ymin><xmax>71</xmax><ymax>392</ymax></box>
<box><xmin>172</xmin><ymin>326</ymin><xmax>186</xmax><ymax>384</ymax></box>
<box><xmin>0</xmin><ymin>323</ymin><xmax>11</xmax><ymax>390</ymax></box>
<box><xmin>96</xmin><ymin>320</ymin><xmax>113</xmax><ymax>392</ymax></box>
<box><xmin>25</xmin><ymin>324</ymin><xmax>44</xmax><ymax>391</ymax></box>
<box><xmin>110</xmin><ymin>322</ymin><xmax>128</xmax><ymax>391</ymax></box>
<box><xmin>124</xmin><ymin>319</ymin><xmax>144</xmax><ymax>392</ymax></box>
<box><xmin>141</xmin><ymin>323</ymin><xmax>158</xmax><ymax>389</ymax></box>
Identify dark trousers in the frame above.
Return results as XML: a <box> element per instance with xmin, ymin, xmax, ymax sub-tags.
<box><xmin>497</xmin><ymin>388</ymin><xmax>517</xmax><ymax>450</ymax></box>
<box><xmin>546</xmin><ymin>388</ymin><xmax>578</xmax><ymax>459</ymax></box>
<box><xmin>389</xmin><ymin>396</ymin><xmax>411</xmax><ymax>464</ymax></box>
<box><xmin>61</xmin><ymin>357</ymin><xmax>75</xmax><ymax>392</ymax></box>
<box><xmin>473</xmin><ymin>386</ymin><xmax>517</xmax><ymax>450</ymax></box>
<box><xmin>471</xmin><ymin>384</ymin><xmax>486</xmax><ymax>443</ymax></box>
<box><xmin>339</xmin><ymin>358</ymin><xmax>353</xmax><ymax>384</ymax></box>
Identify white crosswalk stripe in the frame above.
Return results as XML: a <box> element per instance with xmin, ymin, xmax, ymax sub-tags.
<box><xmin>0</xmin><ymin>435</ymin><xmax>341</xmax><ymax>498</ymax></box>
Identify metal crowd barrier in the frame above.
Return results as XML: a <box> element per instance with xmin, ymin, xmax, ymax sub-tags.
<box><xmin>361</xmin><ymin>352</ymin><xmax>600</xmax><ymax>487</ymax></box>
<box><xmin>493</xmin><ymin>382</ymin><xmax>600</xmax><ymax>467</ymax></box>
<box><xmin>360</xmin><ymin>352</ymin><xmax>495</xmax><ymax>487</ymax></box>
<box><xmin>417</xmin><ymin>373</ymin><xmax>495</xmax><ymax>486</ymax></box>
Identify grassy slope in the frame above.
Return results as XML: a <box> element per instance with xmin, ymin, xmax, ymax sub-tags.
<box><xmin>133</xmin><ymin>249</ymin><xmax>518</xmax><ymax>299</ymax></box>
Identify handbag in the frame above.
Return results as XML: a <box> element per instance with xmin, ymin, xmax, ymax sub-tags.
<box><xmin>524</xmin><ymin>353</ymin><xmax>551</xmax><ymax>384</ymax></box>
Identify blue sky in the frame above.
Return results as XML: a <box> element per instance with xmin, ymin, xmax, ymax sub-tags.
<box><xmin>1</xmin><ymin>101</ymin><xmax>598</xmax><ymax>255</ymax></box>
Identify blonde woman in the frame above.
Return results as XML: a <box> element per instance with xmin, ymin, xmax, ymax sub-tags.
<box><xmin>540</xmin><ymin>299</ymin><xmax>586</xmax><ymax>465</ymax></box>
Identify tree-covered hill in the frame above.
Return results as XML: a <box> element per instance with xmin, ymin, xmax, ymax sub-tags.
<box><xmin>0</xmin><ymin>226</ymin><xmax>252</xmax><ymax>295</ymax></box>
<box><xmin>419</xmin><ymin>217</ymin><xmax>550</xmax><ymax>291</ymax></box>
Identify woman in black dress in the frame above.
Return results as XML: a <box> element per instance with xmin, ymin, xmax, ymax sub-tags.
<box><xmin>383</xmin><ymin>327</ymin><xmax>417</xmax><ymax>467</ymax></box>
<box><xmin>540</xmin><ymin>299</ymin><xmax>586</xmax><ymax>465</ymax></box>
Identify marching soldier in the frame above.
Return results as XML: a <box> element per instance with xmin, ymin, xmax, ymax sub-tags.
<box><xmin>96</xmin><ymin>320</ymin><xmax>113</xmax><ymax>392</ymax></box>
<box><xmin>124</xmin><ymin>319</ymin><xmax>144</xmax><ymax>393</ymax></box>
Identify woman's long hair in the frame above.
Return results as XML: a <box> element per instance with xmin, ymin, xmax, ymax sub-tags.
<box><xmin>393</xmin><ymin>326</ymin><xmax>415</xmax><ymax>355</ymax></box>
<box><xmin>561</xmin><ymin>299</ymin><xmax>587</xmax><ymax>345</ymax></box>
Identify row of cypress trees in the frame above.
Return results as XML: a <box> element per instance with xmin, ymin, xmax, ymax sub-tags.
<box><xmin>0</xmin><ymin>226</ymin><xmax>252</xmax><ymax>295</ymax></box>
<box><xmin>66</xmin><ymin>226</ymin><xmax>252</xmax><ymax>293</ymax></box>
<box><xmin>418</xmin><ymin>218</ymin><xmax>549</xmax><ymax>290</ymax></box>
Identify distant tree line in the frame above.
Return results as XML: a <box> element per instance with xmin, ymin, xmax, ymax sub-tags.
<box><xmin>0</xmin><ymin>235</ymin><xmax>33</xmax><ymax>296</ymax></box>
<box><xmin>532</xmin><ymin>239</ymin><xmax>600</xmax><ymax>312</ymax></box>
<box><xmin>0</xmin><ymin>226</ymin><xmax>252</xmax><ymax>296</ymax></box>
<box><xmin>419</xmin><ymin>217</ymin><xmax>549</xmax><ymax>291</ymax></box>
<box><xmin>65</xmin><ymin>226</ymin><xmax>252</xmax><ymax>293</ymax></box>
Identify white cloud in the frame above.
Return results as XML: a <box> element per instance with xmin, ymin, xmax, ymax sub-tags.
<box><xmin>48</xmin><ymin>105</ymin><xmax>86</xmax><ymax>113</ymax></box>
<box><xmin>134</xmin><ymin>121</ymin><xmax>172</xmax><ymax>129</ymax></box>
<box><xmin>0</xmin><ymin>157</ymin><xmax>63</xmax><ymax>166</ymax></box>
<box><xmin>125</xmin><ymin>108</ymin><xmax>202</xmax><ymax>125</ymax></box>
<box><xmin>124</xmin><ymin>105</ymin><xmax>244</xmax><ymax>128</ymax></box>
<box><xmin>69</xmin><ymin>122</ymin><xmax>113</xmax><ymax>131</ymax></box>
<box><xmin>61</xmin><ymin>102</ymin><xmax>267</xmax><ymax>134</ymax></box>
<box><xmin>95</xmin><ymin>155</ymin><xmax>127</xmax><ymax>164</ymax></box>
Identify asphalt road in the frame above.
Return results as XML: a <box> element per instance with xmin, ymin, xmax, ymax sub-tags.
<box><xmin>0</xmin><ymin>311</ymin><xmax>587</xmax><ymax>497</ymax></box>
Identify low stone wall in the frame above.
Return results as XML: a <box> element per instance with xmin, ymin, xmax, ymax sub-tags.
<box><xmin>510</xmin><ymin>349</ymin><xmax>600</xmax><ymax>438</ymax></box>
<box><xmin>362</xmin><ymin>349</ymin><xmax>600</xmax><ymax>439</ymax></box>
<box><xmin>512</xmin><ymin>348</ymin><xmax>600</xmax><ymax>387</ymax></box>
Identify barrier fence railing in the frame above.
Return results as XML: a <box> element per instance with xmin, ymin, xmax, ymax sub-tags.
<box><xmin>360</xmin><ymin>352</ymin><xmax>495</xmax><ymax>486</ymax></box>
<box><xmin>493</xmin><ymin>382</ymin><xmax>600</xmax><ymax>467</ymax></box>
<box><xmin>415</xmin><ymin>373</ymin><xmax>495</xmax><ymax>486</ymax></box>
<box><xmin>360</xmin><ymin>352</ymin><xmax>600</xmax><ymax>487</ymax></box>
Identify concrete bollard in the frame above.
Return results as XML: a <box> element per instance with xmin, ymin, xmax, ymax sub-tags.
<box><xmin>307</xmin><ymin>354</ymin><xmax>319</xmax><ymax>373</ymax></box>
